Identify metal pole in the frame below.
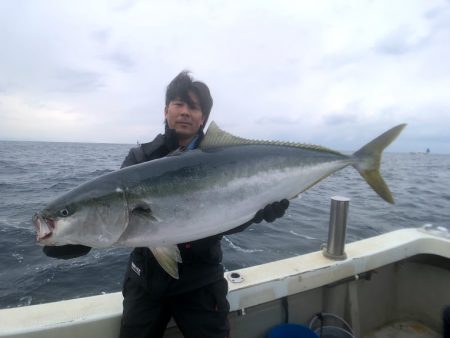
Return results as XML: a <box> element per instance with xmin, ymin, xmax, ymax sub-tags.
<box><xmin>322</xmin><ymin>196</ymin><xmax>350</xmax><ymax>260</ymax></box>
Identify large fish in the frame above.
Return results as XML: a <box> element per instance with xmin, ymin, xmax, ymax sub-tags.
<box><xmin>33</xmin><ymin>122</ymin><xmax>406</xmax><ymax>278</ymax></box>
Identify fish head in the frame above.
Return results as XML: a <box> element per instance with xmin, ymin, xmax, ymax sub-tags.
<box><xmin>33</xmin><ymin>183</ymin><xmax>129</xmax><ymax>248</ymax></box>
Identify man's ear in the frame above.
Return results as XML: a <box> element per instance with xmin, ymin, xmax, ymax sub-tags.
<box><xmin>164</xmin><ymin>106</ymin><xmax>168</xmax><ymax>117</ymax></box>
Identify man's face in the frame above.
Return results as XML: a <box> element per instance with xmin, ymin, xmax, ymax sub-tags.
<box><xmin>165</xmin><ymin>91</ymin><xmax>205</xmax><ymax>145</ymax></box>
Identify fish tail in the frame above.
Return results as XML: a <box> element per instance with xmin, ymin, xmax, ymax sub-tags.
<box><xmin>352</xmin><ymin>124</ymin><xmax>407</xmax><ymax>204</ymax></box>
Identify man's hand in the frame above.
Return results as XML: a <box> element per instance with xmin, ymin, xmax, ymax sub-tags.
<box><xmin>252</xmin><ymin>199</ymin><xmax>290</xmax><ymax>223</ymax></box>
<box><xmin>43</xmin><ymin>245</ymin><xmax>91</xmax><ymax>259</ymax></box>
<box><xmin>221</xmin><ymin>199</ymin><xmax>290</xmax><ymax>236</ymax></box>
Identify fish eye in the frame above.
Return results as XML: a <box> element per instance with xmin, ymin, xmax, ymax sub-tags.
<box><xmin>59</xmin><ymin>208</ymin><xmax>70</xmax><ymax>217</ymax></box>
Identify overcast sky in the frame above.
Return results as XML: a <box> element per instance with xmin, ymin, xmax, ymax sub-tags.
<box><xmin>1</xmin><ymin>0</ymin><xmax>449</xmax><ymax>153</ymax></box>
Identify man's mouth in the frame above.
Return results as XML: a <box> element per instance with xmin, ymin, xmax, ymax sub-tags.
<box><xmin>33</xmin><ymin>214</ymin><xmax>55</xmax><ymax>241</ymax></box>
<box><xmin>176</xmin><ymin>121</ymin><xmax>192</xmax><ymax>127</ymax></box>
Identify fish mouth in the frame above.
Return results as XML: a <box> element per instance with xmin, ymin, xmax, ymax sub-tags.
<box><xmin>33</xmin><ymin>213</ymin><xmax>55</xmax><ymax>242</ymax></box>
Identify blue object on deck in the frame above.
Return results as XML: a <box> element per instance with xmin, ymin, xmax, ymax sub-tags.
<box><xmin>268</xmin><ymin>323</ymin><xmax>319</xmax><ymax>338</ymax></box>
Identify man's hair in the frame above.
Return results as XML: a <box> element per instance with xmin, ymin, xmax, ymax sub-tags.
<box><xmin>165</xmin><ymin>71</ymin><xmax>213</xmax><ymax>128</ymax></box>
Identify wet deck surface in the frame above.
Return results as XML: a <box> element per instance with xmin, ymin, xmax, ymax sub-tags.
<box><xmin>364</xmin><ymin>320</ymin><xmax>440</xmax><ymax>338</ymax></box>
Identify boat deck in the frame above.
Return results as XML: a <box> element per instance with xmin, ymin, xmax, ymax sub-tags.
<box><xmin>365</xmin><ymin>320</ymin><xmax>441</xmax><ymax>338</ymax></box>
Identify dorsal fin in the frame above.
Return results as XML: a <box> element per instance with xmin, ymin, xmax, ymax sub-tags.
<box><xmin>199</xmin><ymin>121</ymin><xmax>254</xmax><ymax>148</ymax></box>
<box><xmin>199</xmin><ymin>121</ymin><xmax>344</xmax><ymax>156</ymax></box>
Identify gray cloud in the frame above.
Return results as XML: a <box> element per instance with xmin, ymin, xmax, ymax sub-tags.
<box><xmin>324</xmin><ymin>113</ymin><xmax>358</xmax><ymax>126</ymax></box>
<box><xmin>424</xmin><ymin>4</ymin><xmax>450</xmax><ymax>20</ymax></box>
<box><xmin>111</xmin><ymin>0</ymin><xmax>139</xmax><ymax>12</ymax></box>
<box><xmin>52</xmin><ymin>68</ymin><xmax>105</xmax><ymax>93</ymax></box>
<box><xmin>374</xmin><ymin>25</ymin><xmax>431</xmax><ymax>55</ymax></box>
<box><xmin>323</xmin><ymin>101</ymin><xmax>363</xmax><ymax>126</ymax></box>
<box><xmin>255</xmin><ymin>115</ymin><xmax>301</xmax><ymax>126</ymax></box>
<box><xmin>106</xmin><ymin>51</ymin><xmax>135</xmax><ymax>72</ymax></box>
<box><xmin>91</xmin><ymin>29</ymin><xmax>111</xmax><ymax>44</ymax></box>
<box><xmin>318</xmin><ymin>52</ymin><xmax>366</xmax><ymax>70</ymax></box>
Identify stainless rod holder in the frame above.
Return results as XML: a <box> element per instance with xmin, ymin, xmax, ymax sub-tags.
<box><xmin>322</xmin><ymin>196</ymin><xmax>350</xmax><ymax>260</ymax></box>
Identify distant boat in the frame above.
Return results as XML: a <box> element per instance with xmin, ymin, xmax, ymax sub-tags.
<box><xmin>409</xmin><ymin>148</ymin><xmax>430</xmax><ymax>155</ymax></box>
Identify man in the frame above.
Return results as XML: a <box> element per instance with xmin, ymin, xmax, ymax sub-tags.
<box><xmin>45</xmin><ymin>71</ymin><xmax>289</xmax><ymax>338</ymax></box>
<box><xmin>119</xmin><ymin>71</ymin><xmax>289</xmax><ymax>338</ymax></box>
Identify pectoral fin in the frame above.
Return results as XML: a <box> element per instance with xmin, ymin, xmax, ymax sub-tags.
<box><xmin>130</xmin><ymin>202</ymin><xmax>157</xmax><ymax>224</ymax></box>
<box><xmin>150</xmin><ymin>246</ymin><xmax>182</xmax><ymax>279</ymax></box>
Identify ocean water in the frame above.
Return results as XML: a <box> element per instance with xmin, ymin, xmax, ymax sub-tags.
<box><xmin>0</xmin><ymin>140</ymin><xmax>449</xmax><ymax>309</ymax></box>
